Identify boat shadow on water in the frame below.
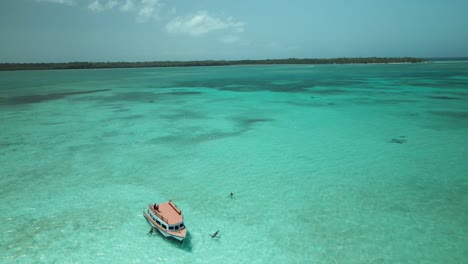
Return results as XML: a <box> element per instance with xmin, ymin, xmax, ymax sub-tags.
<box><xmin>149</xmin><ymin>231</ymin><xmax>193</xmax><ymax>252</ymax></box>
<box><xmin>174</xmin><ymin>232</ymin><xmax>193</xmax><ymax>252</ymax></box>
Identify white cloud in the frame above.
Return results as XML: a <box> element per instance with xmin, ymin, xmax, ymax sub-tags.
<box><xmin>86</xmin><ymin>0</ymin><xmax>164</xmax><ymax>22</ymax></box>
<box><xmin>88</xmin><ymin>1</ymin><xmax>105</xmax><ymax>12</ymax></box>
<box><xmin>137</xmin><ymin>6</ymin><xmax>154</xmax><ymax>22</ymax></box>
<box><xmin>88</xmin><ymin>0</ymin><xmax>120</xmax><ymax>12</ymax></box>
<box><xmin>36</xmin><ymin>0</ymin><xmax>76</xmax><ymax>5</ymax></box>
<box><xmin>120</xmin><ymin>0</ymin><xmax>135</xmax><ymax>12</ymax></box>
<box><xmin>166</xmin><ymin>11</ymin><xmax>245</xmax><ymax>37</ymax></box>
<box><xmin>106</xmin><ymin>0</ymin><xmax>119</xmax><ymax>9</ymax></box>
<box><xmin>135</xmin><ymin>0</ymin><xmax>165</xmax><ymax>22</ymax></box>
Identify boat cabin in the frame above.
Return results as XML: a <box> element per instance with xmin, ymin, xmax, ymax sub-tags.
<box><xmin>144</xmin><ymin>200</ymin><xmax>186</xmax><ymax>241</ymax></box>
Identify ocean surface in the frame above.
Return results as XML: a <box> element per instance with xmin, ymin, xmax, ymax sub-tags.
<box><xmin>1</xmin><ymin>62</ymin><xmax>467</xmax><ymax>263</ymax></box>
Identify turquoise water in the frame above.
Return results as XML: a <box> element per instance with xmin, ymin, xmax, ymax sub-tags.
<box><xmin>1</xmin><ymin>62</ymin><xmax>467</xmax><ymax>263</ymax></box>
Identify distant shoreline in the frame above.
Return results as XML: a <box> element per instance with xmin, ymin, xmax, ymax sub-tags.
<box><xmin>0</xmin><ymin>57</ymin><xmax>426</xmax><ymax>71</ymax></box>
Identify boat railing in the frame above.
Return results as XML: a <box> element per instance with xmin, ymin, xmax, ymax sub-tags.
<box><xmin>169</xmin><ymin>201</ymin><xmax>182</xmax><ymax>215</ymax></box>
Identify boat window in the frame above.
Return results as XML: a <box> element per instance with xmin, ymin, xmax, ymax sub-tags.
<box><xmin>179</xmin><ymin>223</ymin><xmax>184</xmax><ymax>228</ymax></box>
<box><xmin>169</xmin><ymin>226</ymin><xmax>174</xmax><ymax>230</ymax></box>
<box><xmin>162</xmin><ymin>224</ymin><xmax>167</xmax><ymax>229</ymax></box>
<box><xmin>174</xmin><ymin>226</ymin><xmax>179</xmax><ymax>230</ymax></box>
<box><xmin>156</xmin><ymin>220</ymin><xmax>161</xmax><ymax>225</ymax></box>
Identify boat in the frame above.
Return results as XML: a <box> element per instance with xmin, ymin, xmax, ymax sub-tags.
<box><xmin>143</xmin><ymin>200</ymin><xmax>187</xmax><ymax>242</ymax></box>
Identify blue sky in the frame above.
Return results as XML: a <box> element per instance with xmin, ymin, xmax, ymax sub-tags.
<box><xmin>1</xmin><ymin>0</ymin><xmax>467</xmax><ymax>62</ymax></box>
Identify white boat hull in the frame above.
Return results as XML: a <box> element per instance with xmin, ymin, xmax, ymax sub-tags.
<box><xmin>143</xmin><ymin>211</ymin><xmax>185</xmax><ymax>242</ymax></box>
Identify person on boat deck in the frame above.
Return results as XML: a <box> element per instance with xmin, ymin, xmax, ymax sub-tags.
<box><xmin>153</xmin><ymin>203</ymin><xmax>159</xmax><ymax>211</ymax></box>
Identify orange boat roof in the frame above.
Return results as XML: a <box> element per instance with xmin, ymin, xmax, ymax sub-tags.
<box><xmin>150</xmin><ymin>201</ymin><xmax>184</xmax><ymax>225</ymax></box>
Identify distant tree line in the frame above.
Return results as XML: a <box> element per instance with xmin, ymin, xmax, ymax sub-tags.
<box><xmin>0</xmin><ymin>57</ymin><xmax>425</xmax><ymax>71</ymax></box>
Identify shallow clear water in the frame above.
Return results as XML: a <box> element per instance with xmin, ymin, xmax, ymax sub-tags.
<box><xmin>1</xmin><ymin>62</ymin><xmax>467</xmax><ymax>263</ymax></box>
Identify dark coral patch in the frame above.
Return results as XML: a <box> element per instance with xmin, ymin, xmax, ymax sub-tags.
<box><xmin>112</xmin><ymin>108</ymin><xmax>130</xmax><ymax>113</ymax></box>
<box><xmin>238</xmin><ymin>118</ymin><xmax>274</xmax><ymax>126</ymax></box>
<box><xmin>151</xmin><ymin>130</ymin><xmax>242</xmax><ymax>145</ymax></box>
<box><xmin>150</xmin><ymin>116</ymin><xmax>274</xmax><ymax>146</ymax></box>
<box><xmin>40</xmin><ymin>122</ymin><xmax>65</xmax><ymax>126</ymax></box>
<box><xmin>121</xmin><ymin>114</ymin><xmax>144</xmax><ymax>120</ymax></box>
<box><xmin>429</xmin><ymin>111</ymin><xmax>468</xmax><ymax>119</ymax></box>
<box><xmin>159</xmin><ymin>110</ymin><xmax>206</xmax><ymax>121</ymax></box>
<box><xmin>159</xmin><ymin>91</ymin><xmax>203</xmax><ymax>96</ymax></box>
<box><xmin>389</xmin><ymin>138</ymin><xmax>407</xmax><ymax>144</ymax></box>
<box><xmin>107</xmin><ymin>92</ymin><xmax>157</xmax><ymax>102</ymax></box>
<box><xmin>428</xmin><ymin>96</ymin><xmax>462</xmax><ymax>100</ymax></box>
<box><xmin>175</xmin><ymin>78</ymin><xmax>315</xmax><ymax>93</ymax></box>
<box><xmin>3</xmin><ymin>89</ymin><xmax>111</xmax><ymax>105</ymax></box>
<box><xmin>0</xmin><ymin>142</ymin><xmax>24</xmax><ymax>148</ymax></box>
<box><xmin>221</xmin><ymin>84</ymin><xmax>310</xmax><ymax>93</ymax></box>
<box><xmin>79</xmin><ymin>90</ymin><xmax>201</xmax><ymax>104</ymax></box>
<box><xmin>307</xmin><ymin>89</ymin><xmax>348</xmax><ymax>95</ymax></box>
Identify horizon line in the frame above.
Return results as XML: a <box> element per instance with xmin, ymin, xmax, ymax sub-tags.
<box><xmin>1</xmin><ymin>56</ymin><xmax>467</xmax><ymax>64</ymax></box>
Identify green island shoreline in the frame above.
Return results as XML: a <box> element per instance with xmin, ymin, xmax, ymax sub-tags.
<box><xmin>0</xmin><ymin>57</ymin><xmax>425</xmax><ymax>71</ymax></box>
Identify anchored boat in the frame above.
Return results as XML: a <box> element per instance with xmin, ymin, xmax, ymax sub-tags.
<box><xmin>143</xmin><ymin>200</ymin><xmax>186</xmax><ymax>242</ymax></box>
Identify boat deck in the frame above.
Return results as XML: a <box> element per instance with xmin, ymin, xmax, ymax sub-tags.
<box><xmin>150</xmin><ymin>201</ymin><xmax>183</xmax><ymax>225</ymax></box>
